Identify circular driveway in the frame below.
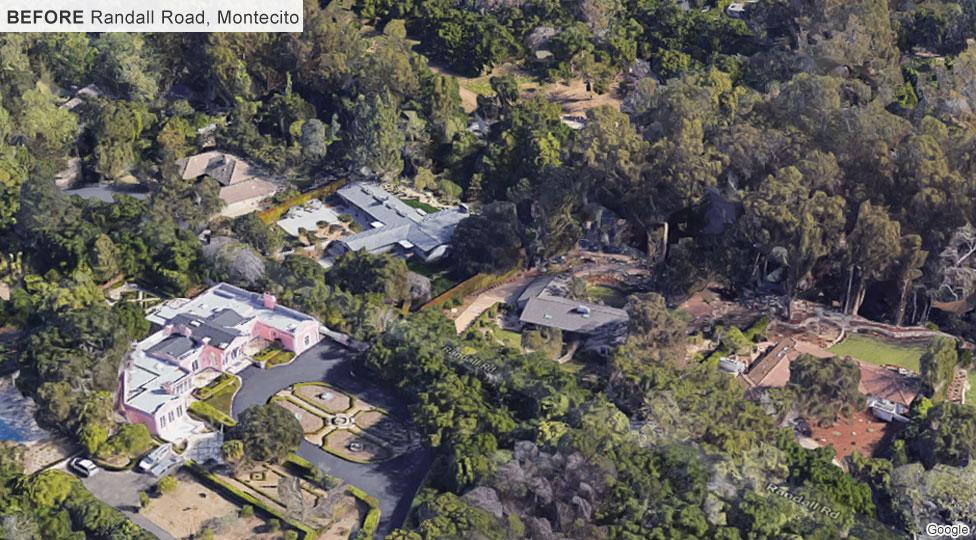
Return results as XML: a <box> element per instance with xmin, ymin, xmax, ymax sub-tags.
<box><xmin>232</xmin><ymin>341</ymin><xmax>433</xmax><ymax>537</ymax></box>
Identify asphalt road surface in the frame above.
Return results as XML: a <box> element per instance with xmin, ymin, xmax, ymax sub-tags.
<box><xmin>80</xmin><ymin>468</ymin><xmax>175</xmax><ymax>540</ymax></box>
<box><xmin>232</xmin><ymin>340</ymin><xmax>434</xmax><ymax>537</ymax></box>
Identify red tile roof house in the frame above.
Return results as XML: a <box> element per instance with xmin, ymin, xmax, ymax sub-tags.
<box><xmin>117</xmin><ymin>283</ymin><xmax>322</xmax><ymax>442</ymax></box>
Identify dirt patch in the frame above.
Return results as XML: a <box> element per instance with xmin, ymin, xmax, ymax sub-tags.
<box><xmin>352</xmin><ymin>410</ymin><xmax>385</xmax><ymax>430</ymax></box>
<box><xmin>274</xmin><ymin>399</ymin><xmax>325</xmax><ymax>434</ymax></box>
<box><xmin>530</xmin><ymin>77</ymin><xmax>624</xmax><ymax>114</ymax></box>
<box><xmin>809</xmin><ymin>410</ymin><xmax>903</xmax><ymax>462</ymax></box>
<box><xmin>317</xmin><ymin>497</ymin><xmax>367</xmax><ymax>540</ymax></box>
<box><xmin>140</xmin><ymin>470</ymin><xmax>269</xmax><ymax>539</ymax></box>
<box><xmin>22</xmin><ymin>437</ymin><xmax>76</xmax><ymax>474</ymax></box>
<box><xmin>294</xmin><ymin>384</ymin><xmax>352</xmax><ymax>413</ymax></box>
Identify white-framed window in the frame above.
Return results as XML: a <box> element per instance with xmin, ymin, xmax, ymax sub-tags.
<box><xmin>160</xmin><ymin>416</ymin><xmax>166</xmax><ymax>427</ymax></box>
<box><xmin>192</xmin><ymin>360</ymin><xmax>199</xmax><ymax>371</ymax></box>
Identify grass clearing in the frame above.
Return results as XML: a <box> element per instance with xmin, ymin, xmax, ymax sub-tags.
<box><xmin>494</xmin><ymin>328</ymin><xmax>523</xmax><ymax>350</ymax></box>
<box><xmin>400</xmin><ymin>197</ymin><xmax>439</xmax><ymax>214</ymax></box>
<box><xmin>407</xmin><ymin>258</ymin><xmax>462</xmax><ymax>298</ymax></box>
<box><xmin>586</xmin><ymin>284</ymin><xmax>628</xmax><ymax>308</ymax></box>
<box><xmin>828</xmin><ymin>334</ymin><xmax>928</xmax><ymax>371</ymax></box>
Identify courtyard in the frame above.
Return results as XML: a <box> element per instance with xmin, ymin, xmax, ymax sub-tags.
<box><xmin>231</xmin><ymin>340</ymin><xmax>434</xmax><ymax>536</ymax></box>
<box><xmin>272</xmin><ymin>382</ymin><xmax>417</xmax><ymax>464</ymax></box>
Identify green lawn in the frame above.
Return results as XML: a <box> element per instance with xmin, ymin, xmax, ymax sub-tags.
<box><xmin>203</xmin><ymin>378</ymin><xmax>240</xmax><ymax>416</ymax></box>
<box><xmin>400</xmin><ymin>198</ymin><xmax>439</xmax><ymax>214</ymax></box>
<box><xmin>494</xmin><ymin>328</ymin><xmax>523</xmax><ymax>350</ymax></box>
<box><xmin>586</xmin><ymin>284</ymin><xmax>628</xmax><ymax>308</ymax></box>
<box><xmin>827</xmin><ymin>334</ymin><xmax>928</xmax><ymax>371</ymax></box>
<box><xmin>407</xmin><ymin>258</ymin><xmax>462</xmax><ymax>297</ymax></box>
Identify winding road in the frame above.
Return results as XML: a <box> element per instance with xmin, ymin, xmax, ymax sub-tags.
<box><xmin>231</xmin><ymin>341</ymin><xmax>434</xmax><ymax>537</ymax></box>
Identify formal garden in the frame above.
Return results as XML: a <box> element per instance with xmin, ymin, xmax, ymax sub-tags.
<box><xmin>271</xmin><ymin>383</ymin><xmax>418</xmax><ymax>464</ymax></box>
<box><xmin>141</xmin><ymin>457</ymin><xmax>378</xmax><ymax>540</ymax></box>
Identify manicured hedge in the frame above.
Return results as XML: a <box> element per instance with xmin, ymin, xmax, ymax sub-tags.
<box><xmin>256</xmin><ymin>180</ymin><xmax>348</xmax><ymax>224</ymax></box>
<box><xmin>188</xmin><ymin>400</ymin><xmax>237</xmax><ymax>427</ymax></box>
<box><xmin>420</xmin><ymin>267</ymin><xmax>520</xmax><ymax>310</ymax></box>
<box><xmin>346</xmin><ymin>484</ymin><xmax>381</xmax><ymax>540</ymax></box>
<box><xmin>195</xmin><ymin>374</ymin><xmax>237</xmax><ymax>401</ymax></box>
<box><xmin>186</xmin><ymin>462</ymin><xmax>317</xmax><ymax>540</ymax></box>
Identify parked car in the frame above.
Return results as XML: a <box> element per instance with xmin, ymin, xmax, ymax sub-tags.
<box><xmin>792</xmin><ymin>418</ymin><xmax>812</xmax><ymax>437</ymax></box>
<box><xmin>138</xmin><ymin>444</ymin><xmax>171</xmax><ymax>472</ymax></box>
<box><xmin>68</xmin><ymin>457</ymin><xmax>99</xmax><ymax>478</ymax></box>
<box><xmin>138</xmin><ymin>444</ymin><xmax>182</xmax><ymax>476</ymax></box>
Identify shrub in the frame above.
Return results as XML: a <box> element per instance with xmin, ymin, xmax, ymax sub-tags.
<box><xmin>239</xmin><ymin>504</ymin><xmax>254</xmax><ymax>518</ymax></box>
<box><xmin>79</xmin><ymin>423</ymin><xmax>109</xmax><ymax>456</ymax></box>
<box><xmin>97</xmin><ymin>424</ymin><xmax>153</xmax><ymax>460</ymax></box>
<box><xmin>138</xmin><ymin>491</ymin><xmax>150</xmax><ymax>509</ymax></box>
<box><xmin>156</xmin><ymin>475</ymin><xmax>177</xmax><ymax>495</ymax></box>
<box><xmin>284</xmin><ymin>531</ymin><xmax>299</xmax><ymax>540</ymax></box>
<box><xmin>267</xmin><ymin>518</ymin><xmax>281</xmax><ymax>532</ymax></box>
<box><xmin>189</xmin><ymin>400</ymin><xmax>237</xmax><ymax>428</ymax></box>
<box><xmin>347</xmin><ymin>485</ymin><xmax>380</xmax><ymax>539</ymax></box>
<box><xmin>222</xmin><ymin>440</ymin><xmax>244</xmax><ymax>462</ymax></box>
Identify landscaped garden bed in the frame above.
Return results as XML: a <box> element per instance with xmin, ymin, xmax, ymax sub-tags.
<box><xmin>195</xmin><ymin>374</ymin><xmax>242</xmax><ymax>415</ymax></box>
<box><xmin>255</xmin><ymin>346</ymin><xmax>296</xmax><ymax>368</ymax></box>
<box><xmin>269</xmin><ymin>383</ymin><xmax>416</xmax><ymax>464</ymax></box>
<box><xmin>294</xmin><ymin>383</ymin><xmax>353</xmax><ymax>413</ymax></box>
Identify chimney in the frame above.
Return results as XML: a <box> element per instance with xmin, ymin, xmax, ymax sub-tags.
<box><xmin>262</xmin><ymin>292</ymin><xmax>277</xmax><ymax>310</ymax></box>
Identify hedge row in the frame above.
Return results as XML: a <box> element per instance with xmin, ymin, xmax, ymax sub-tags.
<box><xmin>420</xmin><ymin>267</ymin><xmax>520</xmax><ymax>310</ymax></box>
<box><xmin>743</xmin><ymin>315</ymin><xmax>770</xmax><ymax>342</ymax></box>
<box><xmin>346</xmin><ymin>484</ymin><xmax>381</xmax><ymax>540</ymax></box>
<box><xmin>195</xmin><ymin>374</ymin><xmax>237</xmax><ymax>401</ymax></box>
<box><xmin>188</xmin><ymin>400</ymin><xmax>237</xmax><ymax>427</ymax></box>
<box><xmin>256</xmin><ymin>180</ymin><xmax>349</xmax><ymax>224</ymax></box>
<box><xmin>186</xmin><ymin>462</ymin><xmax>317</xmax><ymax>540</ymax></box>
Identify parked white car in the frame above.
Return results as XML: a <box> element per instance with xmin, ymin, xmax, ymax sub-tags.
<box><xmin>138</xmin><ymin>444</ymin><xmax>183</xmax><ymax>477</ymax></box>
<box><xmin>68</xmin><ymin>457</ymin><xmax>99</xmax><ymax>478</ymax></box>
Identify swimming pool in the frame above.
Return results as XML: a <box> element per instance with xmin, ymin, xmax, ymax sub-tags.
<box><xmin>0</xmin><ymin>376</ymin><xmax>49</xmax><ymax>444</ymax></box>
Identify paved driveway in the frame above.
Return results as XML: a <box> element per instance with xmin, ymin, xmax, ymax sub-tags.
<box><xmin>80</xmin><ymin>468</ymin><xmax>176</xmax><ymax>540</ymax></box>
<box><xmin>232</xmin><ymin>341</ymin><xmax>434</xmax><ymax>537</ymax></box>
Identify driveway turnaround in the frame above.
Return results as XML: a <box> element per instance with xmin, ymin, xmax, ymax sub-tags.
<box><xmin>232</xmin><ymin>341</ymin><xmax>434</xmax><ymax>537</ymax></box>
<box><xmin>81</xmin><ymin>469</ymin><xmax>176</xmax><ymax>540</ymax></box>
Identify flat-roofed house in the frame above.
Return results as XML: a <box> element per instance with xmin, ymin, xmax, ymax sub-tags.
<box><xmin>178</xmin><ymin>151</ymin><xmax>280</xmax><ymax>218</ymax></box>
<box><xmin>327</xmin><ymin>182</ymin><xmax>469</xmax><ymax>262</ymax></box>
<box><xmin>119</xmin><ymin>283</ymin><xmax>321</xmax><ymax>441</ymax></box>
<box><xmin>516</xmin><ymin>276</ymin><xmax>630</xmax><ymax>355</ymax></box>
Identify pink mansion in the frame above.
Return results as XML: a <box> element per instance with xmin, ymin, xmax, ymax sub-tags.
<box><xmin>118</xmin><ymin>283</ymin><xmax>321</xmax><ymax>441</ymax></box>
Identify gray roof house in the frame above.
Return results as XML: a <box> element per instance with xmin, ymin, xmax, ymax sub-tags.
<box><xmin>516</xmin><ymin>276</ymin><xmax>629</xmax><ymax>355</ymax></box>
<box><xmin>328</xmin><ymin>182</ymin><xmax>469</xmax><ymax>262</ymax></box>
